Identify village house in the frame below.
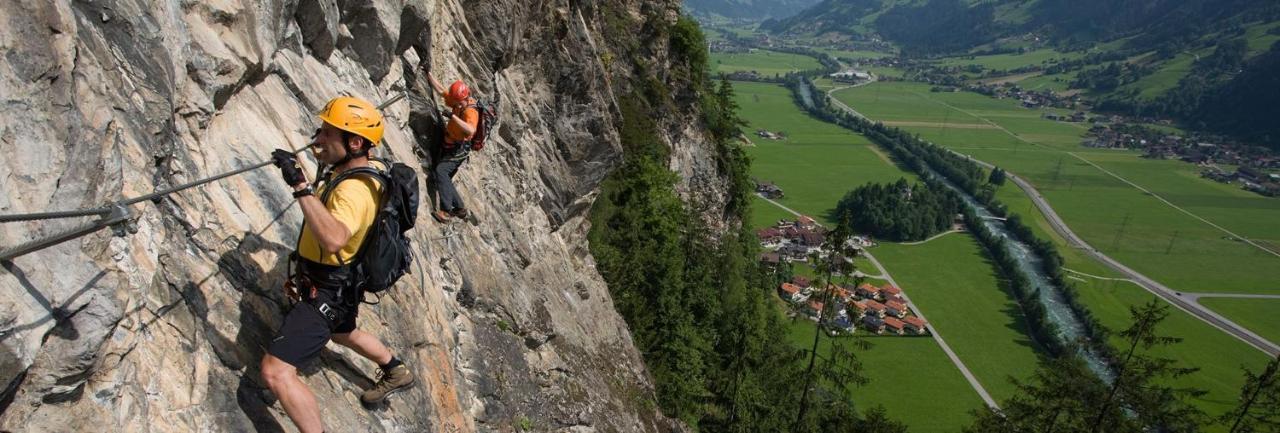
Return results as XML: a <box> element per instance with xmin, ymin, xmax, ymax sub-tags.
<box><xmin>757</xmin><ymin>227</ymin><xmax>784</xmax><ymax>248</ymax></box>
<box><xmin>862</xmin><ymin>315</ymin><xmax>886</xmax><ymax>334</ymax></box>
<box><xmin>796</xmin><ymin>215</ymin><xmax>818</xmax><ymax>230</ymax></box>
<box><xmin>903</xmin><ymin>316</ymin><xmax>929</xmax><ymax>335</ymax></box>
<box><xmin>850</xmin><ymin>300</ymin><xmax>868</xmax><ymax>320</ymax></box>
<box><xmin>881</xmin><ymin>285</ymin><xmax>904</xmax><ymax>303</ymax></box>
<box><xmin>755</xmin><ymin>181</ymin><xmax>784</xmax><ymax>199</ymax></box>
<box><xmin>862</xmin><ymin>299</ymin><xmax>887</xmax><ymax>318</ymax></box>
<box><xmin>885</xmin><ymin>300</ymin><xmax>909</xmax><ymax>319</ymax></box>
<box><xmin>806</xmin><ymin>300</ymin><xmax>825</xmax><ymax>320</ymax></box>
<box><xmin>832</xmin><ymin>316</ymin><xmax>857</xmax><ymax>334</ymax></box>
<box><xmin>779</xmin><ymin>283</ymin><xmax>806</xmax><ymax>303</ymax></box>
<box><xmin>791</xmin><ymin>275</ymin><xmax>812</xmax><ymax>288</ymax></box>
<box><xmin>759</xmin><ymin>252</ymin><xmax>781</xmax><ymax>268</ymax></box>
<box><xmin>855</xmin><ymin>283</ymin><xmax>881</xmax><ymax>300</ymax></box>
<box><xmin>883</xmin><ymin>317</ymin><xmax>906</xmax><ymax>335</ymax></box>
<box><xmin>780</xmin><ymin>244</ymin><xmax>809</xmax><ymax>262</ymax></box>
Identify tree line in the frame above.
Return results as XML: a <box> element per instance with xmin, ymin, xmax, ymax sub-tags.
<box><xmin>833</xmin><ymin>178</ymin><xmax>961</xmax><ymax>242</ymax></box>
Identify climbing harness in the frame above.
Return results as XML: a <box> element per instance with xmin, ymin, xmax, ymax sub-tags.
<box><xmin>0</xmin><ymin>93</ymin><xmax>408</xmax><ymax>262</ymax></box>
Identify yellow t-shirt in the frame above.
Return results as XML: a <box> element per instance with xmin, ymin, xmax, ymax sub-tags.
<box><xmin>298</xmin><ymin>163</ymin><xmax>385</xmax><ymax>265</ymax></box>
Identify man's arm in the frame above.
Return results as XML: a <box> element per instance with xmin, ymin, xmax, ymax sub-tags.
<box><xmin>426</xmin><ymin>71</ymin><xmax>447</xmax><ymax>99</ymax></box>
<box><xmin>449</xmin><ymin>110</ymin><xmax>477</xmax><ymax>137</ymax></box>
<box><xmin>294</xmin><ymin>184</ymin><xmax>352</xmax><ymax>255</ymax></box>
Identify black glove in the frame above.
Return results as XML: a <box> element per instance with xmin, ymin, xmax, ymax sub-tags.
<box><xmin>271</xmin><ymin>149</ymin><xmax>306</xmax><ymax>187</ymax></box>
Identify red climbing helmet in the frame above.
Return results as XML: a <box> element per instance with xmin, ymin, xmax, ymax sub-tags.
<box><xmin>447</xmin><ymin>80</ymin><xmax>470</xmax><ymax>104</ymax></box>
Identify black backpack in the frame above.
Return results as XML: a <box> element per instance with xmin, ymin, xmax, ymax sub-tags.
<box><xmin>321</xmin><ymin>160</ymin><xmax>420</xmax><ymax>293</ymax></box>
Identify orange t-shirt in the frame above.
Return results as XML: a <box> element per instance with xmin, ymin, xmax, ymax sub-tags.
<box><xmin>445</xmin><ymin>102</ymin><xmax>480</xmax><ymax>144</ymax></box>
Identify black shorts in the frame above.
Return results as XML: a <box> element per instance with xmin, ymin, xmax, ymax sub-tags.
<box><xmin>267</xmin><ymin>262</ymin><xmax>360</xmax><ymax>367</ymax></box>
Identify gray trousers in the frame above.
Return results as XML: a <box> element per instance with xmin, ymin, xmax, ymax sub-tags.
<box><xmin>433</xmin><ymin>157</ymin><xmax>465</xmax><ymax>212</ymax></box>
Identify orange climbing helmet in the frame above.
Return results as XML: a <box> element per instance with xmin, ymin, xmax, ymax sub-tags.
<box><xmin>446</xmin><ymin>80</ymin><xmax>470</xmax><ymax>104</ymax></box>
<box><xmin>317</xmin><ymin>96</ymin><xmax>384</xmax><ymax>146</ymax></box>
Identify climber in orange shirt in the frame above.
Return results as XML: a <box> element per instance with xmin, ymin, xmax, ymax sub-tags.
<box><xmin>425</xmin><ymin>70</ymin><xmax>480</xmax><ymax>223</ymax></box>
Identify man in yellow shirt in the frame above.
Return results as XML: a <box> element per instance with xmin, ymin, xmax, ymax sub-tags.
<box><xmin>261</xmin><ymin>96</ymin><xmax>414</xmax><ymax>433</ymax></box>
<box><xmin>425</xmin><ymin>71</ymin><xmax>480</xmax><ymax>223</ymax></box>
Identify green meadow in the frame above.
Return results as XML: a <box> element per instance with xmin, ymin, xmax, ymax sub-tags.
<box><xmin>784</xmin><ymin>321</ymin><xmax>985</xmax><ymax>433</ymax></box>
<box><xmin>735</xmin><ymin>81</ymin><xmax>919</xmax><ymax>226</ymax></box>
<box><xmin>1198</xmin><ymin>298</ymin><xmax>1280</xmax><ymax>346</ymax></box>
<box><xmin>874</xmin><ymin>234</ymin><xmax>1045</xmax><ymax>402</ymax></box>
<box><xmin>832</xmin><ymin>81</ymin><xmax>1280</xmax><ymax>297</ymax></box>
<box><xmin>712</xmin><ymin>49</ymin><xmax>823</xmax><ymax>75</ymax></box>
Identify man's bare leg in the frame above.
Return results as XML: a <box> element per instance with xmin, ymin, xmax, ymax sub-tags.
<box><xmin>332</xmin><ymin>330</ymin><xmax>393</xmax><ymax>365</ymax></box>
<box><xmin>260</xmin><ymin>354</ymin><xmax>324</xmax><ymax>433</ymax></box>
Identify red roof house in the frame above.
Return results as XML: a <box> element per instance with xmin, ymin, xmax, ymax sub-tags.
<box><xmin>885</xmin><ymin>300</ymin><xmax>908</xmax><ymax>318</ymax></box>
<box><xmin>883</xmin><ymin>317</ymin><xmax>906</xmax><ymax>335</ymax></box>
<box><xmin>903</xmin><ymin>316</ymin><xmax>929</xmax><ymax>335</ymax></box>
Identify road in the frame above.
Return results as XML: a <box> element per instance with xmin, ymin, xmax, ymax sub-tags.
<box><xmin>824</xmin><ymin>83</ymin><xmax>1280</xmax><ymax>356</ymax></box>
<box><xmin>756</xmin><ymin>194</ymin><xmax>1001</xmax><ymax>409</ymax></box>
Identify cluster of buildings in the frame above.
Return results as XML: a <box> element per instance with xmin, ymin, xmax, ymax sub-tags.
<box><xmin>755</xmin><ymin>180</ymin><xmax>784</xmax><ymax>199</ymax></box>
<box><xmin>756</xmin><ymin>129</ymin><xmax>788</xmax><ymax>140</ymax></box>
<box><xmin>757</xmin><ymin>216</ymin><xmax>827</xmax><ymax>263</ymax></box>
<box><xmin>829</xmin><ymin>69</ymin><xmax>873</xmax><ymax>84</ymax></box>
<box><xmin>965</xmin><ymin>82</ymin><xmax>1080</xmax><ymax>110</ymax></box>
<box><xmin>1041</xmin><ymin>111</ymin><xmax>1089</xmax><ymax>123</ymax></box>
<box><xmin>778</xmin><ymin>277</ymin><xmax>929</xmax><ymax>336</ymax></box>
<box><xmin>1202</xmin><ymin>166</ymin><xmax>1280</xmax><ymax>197</ymax></box>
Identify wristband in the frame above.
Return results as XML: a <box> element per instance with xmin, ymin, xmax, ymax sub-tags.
<box><xmin>292</xmin><ymin>186</ymin><xmax>314</xmax><ymax>199</ymax></box>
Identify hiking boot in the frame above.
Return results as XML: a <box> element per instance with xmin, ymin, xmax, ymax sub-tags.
<box><xmin>450</xmin><ymin>207</ymin><xmax>469</xmax><ymax>219</ymax></box>
<box><xmin>361</xmin><ymin>364</ymin><xmax>415</xmax><ymax>405</ymax></box>
<box><xmin>432</xmin><ymin>209</ymin><xmax>452</xmax><ymax>223</ymax></box>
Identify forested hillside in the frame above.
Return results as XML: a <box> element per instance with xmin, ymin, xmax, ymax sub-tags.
<box><xmin>685</xmin><ymin>0</ymin><xmax>822</xmax><ymax>19</ymax></box>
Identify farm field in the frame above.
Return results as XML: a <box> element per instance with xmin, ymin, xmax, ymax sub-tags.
<box><xmin>735</xmin><ymin>81</ymin><xmax>919</xmax><ymax>226</ymax></box>
<box><xmin>873</xmin><ymin>234</ymin><xmax>1044</xmax><ymax>402</ymax></box>
<box><xmin>1073</xmin><ymin>281</ymin><xmax>1272</xmax><ymax>424</ymax></box>
<box><xmin>711</xmin><ymin>49</ymin><xmax>822</xmax><ymax>75</ymax></box>
<box><xmin>1198</xmin><ymin>298</ymin><xmax>1280</xmax><ymax>346</ymax></box>
<box><xmin>832</xmin><ymin>81</ymin><xmax>1280</xmax><ymax>296</ymax></box>
<box><xmin>994</xmin><ymin>180</ymin><xmax>1273</xmax><ymax>425</ymax></box>
<box><xmin>784</xmin><ymin>321</ymin><xmax>984</xmax><ymax>433</ymax></box>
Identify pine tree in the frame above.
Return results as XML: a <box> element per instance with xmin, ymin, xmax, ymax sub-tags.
<box><xmin>1087</xmin><ymin>299</ymin><xmax>1207</xmax><ymax>433</ymax></box>
<box><xmin>989</xmin><ymin>166</ymin><xmax>1006</xmax><ymax>185</ymax></box>
<box><xmin>966</xmin><ymin>354</ymin><xmax>1114</xmax><ymax>433</ymax></box>
<box><xmin>1221</xmin><ymin>355</ymin><xmax>1280</xmax><ymax>433</ymax></box>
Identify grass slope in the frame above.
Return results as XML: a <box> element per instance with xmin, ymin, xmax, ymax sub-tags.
<box><xmin>1198</xmin><ymin>297</ymin><xmax>1280</xmax><ymax>346</ymax></box>
<box><xmin>873</xmin><ymin>234</ymin><xmax>1045</xmax><ymax>402</ymax></box>
<box><xmin>735</xmin><ymin>81</ymin><xmax>920</xmax><ymax>225</ymax></box>
<box><xmin>711</xmin><ymin>49</ymin><xmax>823</xmax><ymax>76</ymax></box>
<box><xmin>784</xmin><ymin>321</ymin><xmax>984</xmax><ymax>433</ymax></box>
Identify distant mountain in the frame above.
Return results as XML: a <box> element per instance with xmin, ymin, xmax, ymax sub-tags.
<box><xmin>766</xmin><ymin>0</ymin><xmax>1279</xmax><ymax>54</ymax></box>
<box><xmin>683</xmin><ymin>0</ymin><xmax>823</xmax><ymax>20</ymax></box>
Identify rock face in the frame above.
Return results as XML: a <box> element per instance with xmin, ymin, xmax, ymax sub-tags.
<box><xmin>0</xmin><ymin>0</ymin><xmax>725</xmax><ymax>431</ymax></box>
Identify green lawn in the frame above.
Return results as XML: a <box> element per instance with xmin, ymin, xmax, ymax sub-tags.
<box><xmin>873</xmin><ymin>234</ymin><xmax>1046</xmax><ymax>402</ymax></box>
<box><xmin>1198</xmin><ymin>298</ymin><xmax>1280</xmax><ymax>346</ymax></box>
<box><xmin>1074</xmin><ymin>283</ymin><xmax>1272</xmax><ymax>426</ymax></box>
<box><xmin>712</xmin><ymin>50</ymin><xmax>823</xmax><ymax>76</ymax></box>
<box><xmin>832</xmin><ymin>81</ymin><xmax>1280</xmax><ymax>297</ymax></box>
<box><xmin>735</xmin><ymin>81</ymin><xmax>919</xmax><ymax>226</ymax></box>
<box><xmin>785</xmin><ymin>320</ymin><xmax>984</xmax><ymax>433</ymax></box>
